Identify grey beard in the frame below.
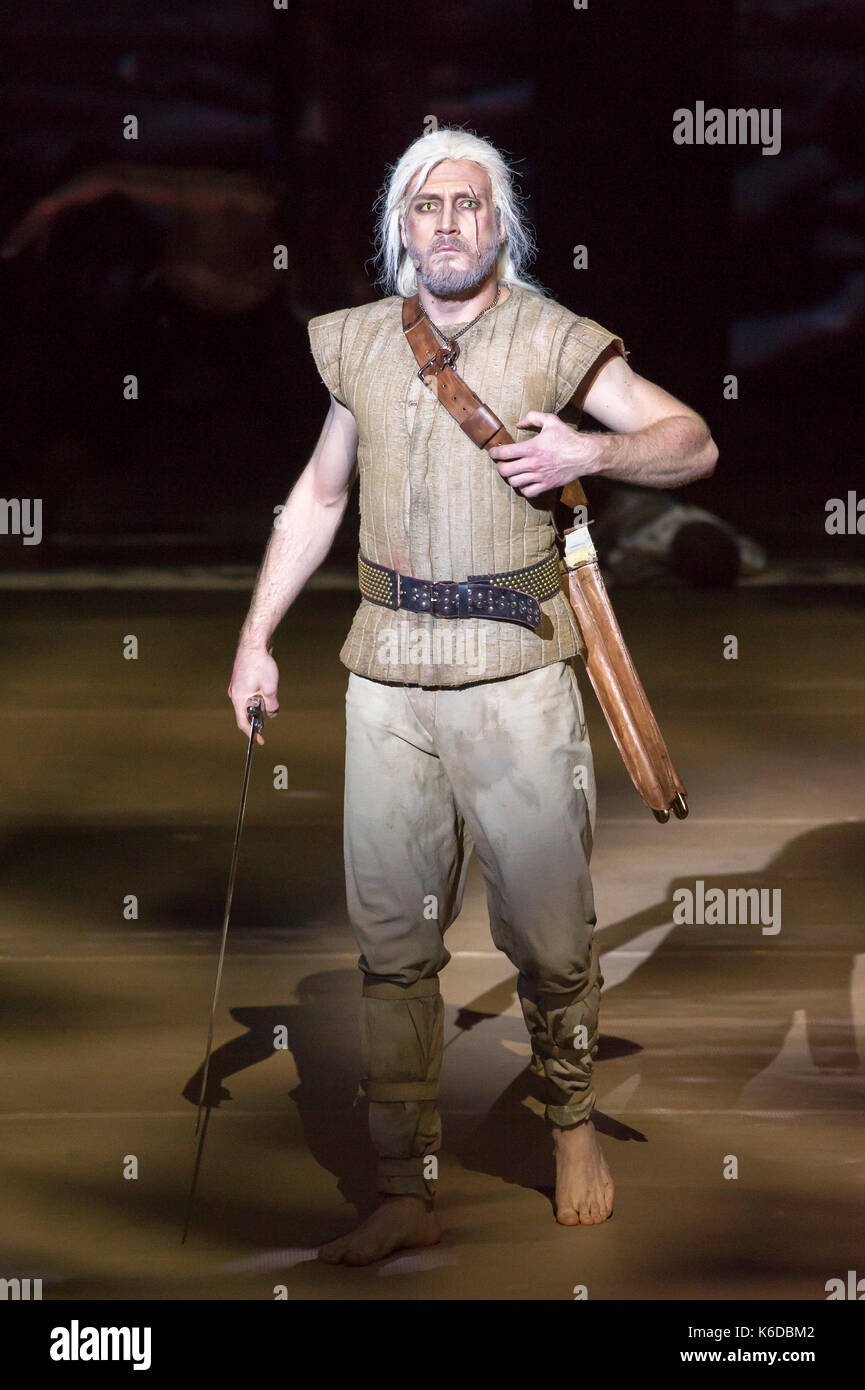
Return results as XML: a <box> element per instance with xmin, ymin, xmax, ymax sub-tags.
<box><xmin>409</xmin><ymin>236</ymin><xmax>500</xmax><ymax>296</ymax></box>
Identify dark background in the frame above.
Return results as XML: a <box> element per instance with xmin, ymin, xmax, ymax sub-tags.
<box><xmin>0</xmin><ymin>0</ymin><xmax>862</xmax><ymax>569</ymax></box>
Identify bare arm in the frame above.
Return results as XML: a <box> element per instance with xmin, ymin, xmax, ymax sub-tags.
<box><xmin>576</xmin><ymin>353</ymin><xmax>718</xmax><ymax>485</ymax></box>
<box><xmin>490</xmin><ymin>354</ymin><xmax>718</xmax><ymax>496</ymax></box>
<box><xmin>228</xmin><ymin>395</ymin><xmax>358</xmax><ymax>740</ymax></box>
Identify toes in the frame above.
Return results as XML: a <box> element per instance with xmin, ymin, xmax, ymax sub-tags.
<box><xmin>556</xmin><ymin>1206</ymin><xmax>580</xmax><ymax>1226</ymax></box>
<box><xmin>577</xmin><ymin>1195</ymin><xmax>606</xmax><ymax>1224</ymax></box>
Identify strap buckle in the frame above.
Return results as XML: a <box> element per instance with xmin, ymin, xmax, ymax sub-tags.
<box><xmin>417</xmin><ymin>344</ymin><xmax>457</xmax><ymax>381</ymax></box>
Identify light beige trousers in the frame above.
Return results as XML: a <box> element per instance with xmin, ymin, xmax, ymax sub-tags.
<box><xmin>344</xmin><ymin>658</ymin><xmax>604</xmax><ymax>1202</ymax></box>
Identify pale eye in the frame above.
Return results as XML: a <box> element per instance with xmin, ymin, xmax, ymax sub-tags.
<box><xmin>463</xmin><ymin>199</ymin><xmax>479</xmax><ymax>209</ymax></box>
<box><xmin>418</xmin><ymin>201</ymin><xmax>436</xmax><ymax>212</ymax></box>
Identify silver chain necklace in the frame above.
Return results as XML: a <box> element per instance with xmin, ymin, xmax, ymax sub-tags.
<box><xmin>423</xmin><ymin>282</ymin><xmax>501</xmax><ymax>362</ymax></box>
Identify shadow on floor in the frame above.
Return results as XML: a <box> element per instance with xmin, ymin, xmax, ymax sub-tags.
<box><xmin>179</xmin><ymin>822</ymin><xmax>865</xmax><ymax>1223</ymax></box>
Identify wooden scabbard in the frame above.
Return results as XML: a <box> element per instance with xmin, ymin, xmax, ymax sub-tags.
<box><xmin>562</xmin><ymin>537</ymin><xmax>687</xmax><ymax>815</ymax></box>
<box><xmin>401</xmin><ymin>294</ymin><xmax>688</xmax><ymax>819</ymax></box>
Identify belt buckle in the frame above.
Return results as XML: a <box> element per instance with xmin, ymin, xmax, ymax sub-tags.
<box><xmin>429</xmin><ymin>580</ymin><xmax>455</xmax><ymax>616</ymax></box>
<box><xmin>394</xmin><ymin>572</ymin><xmax>401</xmax><ymax>609</ymax></box>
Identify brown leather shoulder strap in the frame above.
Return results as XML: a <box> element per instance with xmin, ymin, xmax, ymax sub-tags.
<box><xmin>401</xmin><ymin>293</ymin><xmax>587</xmax><ymax>509</ymax></box>
<box><xmin>402</xmin><ymin>294</ymin><xmax>513</xmax><ymax>451</ymax></box>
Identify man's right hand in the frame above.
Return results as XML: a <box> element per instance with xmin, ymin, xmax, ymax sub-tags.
<box><xmin>223</xmin><ymin>397</ymin><xmax>357</xmax><ymax>746</ymax></box>
<box><xmin>228</xmin><ymin>646</ymin><xmax>280</xmax><ymax>745</ymax></box>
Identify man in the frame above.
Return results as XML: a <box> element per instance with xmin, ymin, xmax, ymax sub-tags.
<box><xmin>229</xmin><ymin>128</ymin><xmax>717</xmax><ymax>1266</ymax></box>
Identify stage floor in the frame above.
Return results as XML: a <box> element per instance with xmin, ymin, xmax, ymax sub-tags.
<box><xmin>1</xmin><ymin>577</ymin><xmax>863</xmax><ymax>1300</ymax></box>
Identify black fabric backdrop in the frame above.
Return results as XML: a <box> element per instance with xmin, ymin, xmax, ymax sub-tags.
<box><xmin>0</xmin><ymin>0</ymin><xmax>861</xmax><ymax>563</ymax></box>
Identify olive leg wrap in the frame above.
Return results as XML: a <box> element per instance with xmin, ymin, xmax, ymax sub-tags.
<box><xmin>519</xmin><ymin>939</ymin><xmax>604</xmax><ymax>1127</ymax></box>
<box><xmin>360</xmin><ymin>976</ymin><xmax>443</xmax><ymax>1201</ymax></box>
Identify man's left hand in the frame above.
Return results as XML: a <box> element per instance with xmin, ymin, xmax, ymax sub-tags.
<box><xmin>489</xmin><ymin>412</ymin><xmax>606</xmax><ymax>497</ymax></box>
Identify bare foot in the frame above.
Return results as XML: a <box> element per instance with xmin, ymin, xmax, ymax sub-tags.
<box><xmin>318</xmin><ymin>1195</ymin><xmax>441</xmax><ymax>1267</ymax></box>
<box><xmin>553</xmin><ymin>1118</ymin><xmax>614</xmax><ymax>1226</ymax></box>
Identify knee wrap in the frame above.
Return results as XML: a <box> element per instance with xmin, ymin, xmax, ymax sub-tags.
<box><xmin>360</xmin><ymin>976</ymin><xmax>443</xmax><ymax>1104</ymax></box>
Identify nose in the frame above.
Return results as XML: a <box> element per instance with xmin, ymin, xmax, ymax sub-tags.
<box><xmin>435</xmin><ymin>202</ymin><xmax>459</xmax><ymax>236</ymax></box>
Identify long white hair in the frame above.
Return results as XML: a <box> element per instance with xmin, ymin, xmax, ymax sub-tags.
<box><xmin>372</xmin><ymin>127</ymin><xmax>545</xmax><ymax>297</ymax></box>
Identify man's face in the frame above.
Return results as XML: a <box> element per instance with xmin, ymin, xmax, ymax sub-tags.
<box><xmin>401</xmin><ymin>159</ymin><xmax>502</xmax><ymax>296</ymax></box>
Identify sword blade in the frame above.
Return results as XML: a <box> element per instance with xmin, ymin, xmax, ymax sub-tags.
<box><xmin>194</xmin><ymin>718</ymin><xmax>257</xmax><ymax>1136</ymax></box>
<box><xmin>181</xmin><ymin>697</ymin><xmax>263</xmax><ymax>1242</ymax></box>
<box><xmin>181</xmin><ymin>1103</ymin><xmax>211</xmax><ymax>1245</ymax></box>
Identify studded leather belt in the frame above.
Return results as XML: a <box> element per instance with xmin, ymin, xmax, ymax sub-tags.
<box><xmin>358</xmin><ymin>551</ymin><xmax>562</xmax><ymax>633</ymax></box>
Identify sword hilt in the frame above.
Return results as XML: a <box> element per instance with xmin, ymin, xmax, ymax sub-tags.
<box><xmin>246</xmin><ymin>697</ymin><xmax>265</xmax><ymax>734</ymax></box>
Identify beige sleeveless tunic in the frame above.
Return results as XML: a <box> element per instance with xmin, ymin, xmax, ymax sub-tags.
<box><xmin>308</xmin><ymin>283</ymin><xmax>625</xmax><ymax>687</ymax></box>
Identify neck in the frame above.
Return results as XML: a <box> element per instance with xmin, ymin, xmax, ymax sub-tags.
<box><xmin>416</xmin><ymin>273</ymin><xmax>508</xmax><ymax>326</ymax></box>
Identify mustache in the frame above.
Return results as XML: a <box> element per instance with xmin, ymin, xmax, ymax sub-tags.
<box><xmin>429</xmin><ymin>238</ymin><xmax>471</xmax><ymax>254</ymax></box>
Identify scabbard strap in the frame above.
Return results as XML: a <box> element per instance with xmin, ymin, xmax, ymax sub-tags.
<box><xmin>401</xmin><ymin>293</ymin><xmax>589</xmax><ymax>508</ymax></box>
<box><xmin>358</xmin><ymin>551</ymin><xmax>561</xmax><ymax>633</ymax></box>
<box><xmin>401</xmin><ymin>294</ymin><xmax>688</xmax><ymax>824</ymax></box>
